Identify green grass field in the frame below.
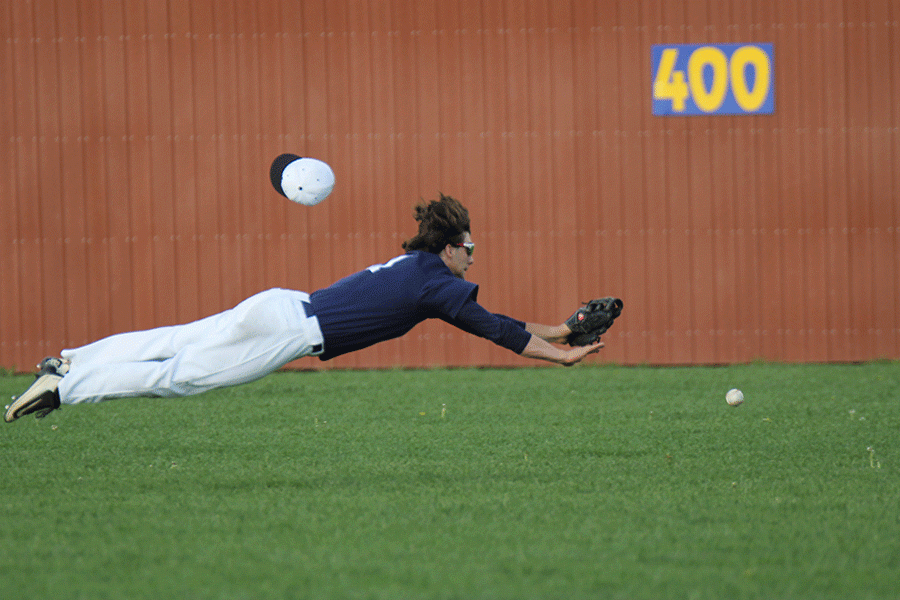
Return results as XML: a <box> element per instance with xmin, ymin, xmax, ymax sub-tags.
<box><xmin>1</xmin><ymin>363</ymin><xmax>898</xmax><ymax>599</ymax></box>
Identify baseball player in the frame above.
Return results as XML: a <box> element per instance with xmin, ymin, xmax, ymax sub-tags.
<box><xmin>6</xmin><ymin>160</ymin><xmax>621</xmax><ymax>422</ymax></box>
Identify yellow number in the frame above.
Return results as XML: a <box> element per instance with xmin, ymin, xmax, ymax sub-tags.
<box><xmin>730</xmin><ymin>45</ymin><xmax>771</xmax><ymax>112</ymax></box>
<box><xmin>653</xmin><ymin>48</ymin><xmax>689</xmax><ymax>112</ymax></box>
<box><xmin>687</xmin><ymin>46</ymin><xmax>728</xmax><ymax>113</ymax></box>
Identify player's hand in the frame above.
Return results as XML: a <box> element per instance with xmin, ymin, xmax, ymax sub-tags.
<box><xmin>561</xmin><ymin>341</ymin><xmax>604</xmax><ymax>366</ymax></box>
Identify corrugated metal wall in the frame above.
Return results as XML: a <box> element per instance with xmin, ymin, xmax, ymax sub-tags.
<box><xmin>2</xmin><ymin>0</ymin><xmax>898</xmax><ymax>371</ymax></box>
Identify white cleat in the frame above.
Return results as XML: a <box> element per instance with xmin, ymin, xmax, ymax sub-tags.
<box><xmin>4</xmin><ymin>373</ymin><xmax>62</xmax><ymax>422</ymax></box>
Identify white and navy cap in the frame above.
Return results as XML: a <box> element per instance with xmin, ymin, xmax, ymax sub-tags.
<box><xmin>269</xmin><ymin>153</ymin><xmax>335</xmax><ymax>206</ymax></box>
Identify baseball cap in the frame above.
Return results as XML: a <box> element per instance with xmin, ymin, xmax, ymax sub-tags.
<box><xmin>270</xmin><ymin>153</ymin><xmax>335</xmax><ymax>206</ymax></box>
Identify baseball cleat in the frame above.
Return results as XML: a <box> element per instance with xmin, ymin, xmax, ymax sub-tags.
<box><xmin>4</xmin><ymin>373</ymin><xmax>62</xmax><ymax>422</ymax></box>
<box><xmin>37</xmin><ymin>356</ymin><xmax>71</xmax><ymax>376</ymax></box>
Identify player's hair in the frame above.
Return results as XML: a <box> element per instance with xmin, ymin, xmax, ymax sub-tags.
<box><xmin>401</xmin><ymin>193</ymin><xmax>471</xmax><ymax>254</ymax></box>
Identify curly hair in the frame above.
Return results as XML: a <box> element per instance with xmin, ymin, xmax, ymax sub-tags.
<box><xmin>401</xmin><ymin>193</ymin><xmax>471</xmax><ymax>254</ymax></box>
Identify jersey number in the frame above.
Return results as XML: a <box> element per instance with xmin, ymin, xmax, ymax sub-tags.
<box><xmin>366</xmin><ymin>255</ymin><xmax>410</xmax><ymax>273</ymax></box>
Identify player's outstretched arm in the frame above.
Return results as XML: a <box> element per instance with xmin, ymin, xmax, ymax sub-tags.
<box><xmin>519</xmin><ymin>335</ymin><xmax>603</xmax><ymax>366</ymax></box>
<box><xmin>524</xmin><ymin>322</ymin><xmax>572</xmax><ymax>345</ymax></box>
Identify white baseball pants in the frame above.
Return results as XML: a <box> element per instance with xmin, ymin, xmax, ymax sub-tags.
<box><xmin>58</xmin><ymin>288</ymin><xmax>324</xmax><ymax>404</ymax></box>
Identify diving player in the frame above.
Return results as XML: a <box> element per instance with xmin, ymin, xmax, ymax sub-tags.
<box><xmin>6</xmin><ymin>194</ymin><xmax>603</xmax><ymax>422</ymax></box>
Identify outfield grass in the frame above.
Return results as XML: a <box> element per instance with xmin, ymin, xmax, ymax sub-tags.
<box><xmin>1</xmin><ymin>363</ymin><xmax>898</xmax><ymax>600</ymax></box>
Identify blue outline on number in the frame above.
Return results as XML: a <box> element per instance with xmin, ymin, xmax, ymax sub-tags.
<box><xmin>651</xmin><ymin>43</ymin><xmax>775</xmax><ymax>116</ymax></box>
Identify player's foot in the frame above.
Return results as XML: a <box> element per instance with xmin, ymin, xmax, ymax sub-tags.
<box><xmin>37</xmin><ymin>356</ymin><xmax>71</xmax><ymax>376</ymax></box>
<box><xmin>4</xmin><ymin>373</ymin><xmax>62</xmax><ymax>422</ymax></box>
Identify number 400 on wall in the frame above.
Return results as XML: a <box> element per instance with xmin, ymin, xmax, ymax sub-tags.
<box><xmin>652</xmin><ymin>43</ymin><xmax>775</xmax><ymax>116</ymax></box>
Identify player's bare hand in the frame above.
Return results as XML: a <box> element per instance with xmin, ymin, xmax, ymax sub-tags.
<box><xmin>562</xmin><ymin>341</ymin><xmax>604</xmax><ymax>366</ymax></box>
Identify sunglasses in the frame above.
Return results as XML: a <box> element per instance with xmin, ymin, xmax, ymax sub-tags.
<box><xmin>452</xmin><ymin>242</ymin><xmax>475</xmax><ymax>257</ymax></box>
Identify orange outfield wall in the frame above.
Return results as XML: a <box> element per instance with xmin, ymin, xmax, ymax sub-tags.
<box><xmin>1</xmin><ymin>0</ymin><xmax>898</xmax><ymax>371</ymax></box>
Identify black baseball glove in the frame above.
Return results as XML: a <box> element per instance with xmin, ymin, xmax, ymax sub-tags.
<box><xmin>565</xmin><ymin>297</ymin><xmax>623</xmax><ymax>346</ymax></box>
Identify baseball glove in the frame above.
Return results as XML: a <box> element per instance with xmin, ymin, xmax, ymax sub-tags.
<box><xmin>565</xmin><ymin>297</ymin><xmax>623</xmax><ymax>346</ymax></box>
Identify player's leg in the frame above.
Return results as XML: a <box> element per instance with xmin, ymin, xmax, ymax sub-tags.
<box><xmin>58</xmin><ymin>289</ymin><xmax>323</xmax><ymax>404</ymax></box>
<box><xmin>8</xmin><ymin>305</ymin><xmax>241</xmax><ymax>421</ymax></box>
<box><xmin>60</xmin><ymin>308</ymin><xmax>240</xmax><ymax>368</ymax></box>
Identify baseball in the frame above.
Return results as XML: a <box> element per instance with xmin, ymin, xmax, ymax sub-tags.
<box><xmin>726</xmin><ymin>388</ymin><xmax>744</xmax><ymax>407</ymax></box>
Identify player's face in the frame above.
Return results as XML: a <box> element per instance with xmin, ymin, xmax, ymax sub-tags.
<box><xmin>445</xmin><ymin>232</ymin><xmax>474</xmax><ymax>279</ymax></box>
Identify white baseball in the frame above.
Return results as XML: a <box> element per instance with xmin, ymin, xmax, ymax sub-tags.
<box><xmin>726</xmin><ymin>388</ymin><xmax>744</xmax><ymax>407</ymax></box>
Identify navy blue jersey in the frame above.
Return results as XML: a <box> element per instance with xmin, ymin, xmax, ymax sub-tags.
<box><xmin>308</xmin><ymin>251</ymin><xmax>531</xmax><ymax>360</ymax></box>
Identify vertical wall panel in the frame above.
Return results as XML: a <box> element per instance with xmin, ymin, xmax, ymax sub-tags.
<box><xmin>799</xmin><ymin>0</ymin><xmax>828</xmax><ymax>362</ymax></box>
<box><xmin>596</xmin><ymin>8</ymin><xmax>628</xmax><ymax>365</ymax></box>
<box><xmin>754</xmin><ymin>0</ymin><xmax>783</xmax><ymax>361</ymax></box>
<box><xmin>478</xmin><ymin>5</ymin><xmax>513</xmax><ymax>367</ymax></box>
<box><xmin>776</xmin><ymin>0</ymin><xmax>803</xmax><ymax>362</ymax></box>
<box><xmin>660</xmin><ymin>1</ymin><xmax>694</xmax><ymax>365</ymax></box>
<box><xmin>104</xmin><ymin>0</ymin><xmax>135</xmax><ymax>337</ymax></box>
<box><xmin>123</xmin><ymin>0</ymin><xmax>156</xmax><ymax>334</ymax></box>
<box><xmin>78</xmin><ymin>0</ymin><xmax>110</xmax><ymax>343</ymax></box>
<box><xmin>844</xmin><ymin>2</ymin><xmax>873</xmax><ymax>362</ymax></box>
<box><xmin>822</xmin><ymin>0</ymin><xmax>850</xmax><ymax>361</ymax></box>
<box><xmin>258</xmin><ymin>0</ymin><xmax>286</xmax><ymax>292</ymax></box>
<box><xmin>548</xmin><ymin>3</ymin><xmax>580</xmax><ymax>356</ymax></box>
<box><xmin>459</xmin><ymin>6</ymin><xmax>493</xmax><ymax>368</ymax></box>
<box><xmin>33</xmin><ymin>0</ymin><xmax>63</xmax><ymax>361</ymax></box>
<box><xmin>8</xmin><ymin>0</ymin><xmax>37</xmax><ymax>368</ymax></box>
<box><xmin>525</xmin><ymin>0</ymin><xmax>553</xmax><ymax>330</ymax></box>
<box><xmin>277</xmin><ymin>0</ymin><xmax>306</xmax><ymax>300</ymax></box>
<box><xmin>729</xmin><ymin>0</ymin><xmax>760</xmax><ymax>362</ymax></box>
<box><xmin>1</xmin><ymin>1</ymin><xmax>19</xmax><ymax>366</ymax></box>
<box><xmin>56</xmin><ymin>0</ymin><xmax>88</xmax><ymax>351</ymax></box>
<box><xmin>1</xmin><ymin>0</ymin><xmax>898</xmax><ymax>372</ymax></box>
<box><xmin>891</xmin><ymin>0</ymin><xmax>900</xmax><ymax>358</ymax></box>
<box><xmin>685</xmin><ymin>0</ymin><xmax>716</xmax><ymax>364</ymax></box>
<box><xmin>708</xmin><ymin>1</ymin><xmax>737</xmax><ymax>364</ymax></box>
<box><xmin>214</xmin><ymin>0</ymin><xmax>245</xmax><ymax>311</ymax></box>
<box><xmin>416</xmin><ymin>2</ymin><xmax>445</xmax><ymax>369</ymax></box>
<box><xmin>868</xmin><ymin>0</ymin><xmax>897</xmax><ymax>359</ymax></box>
<box><xmin>617</xmin><ymin>0</ymin><xmax>646</xmax><ymax>364</ymax></box>
<box><xmin>640</xmin><ymin>0</ymin><xmax>673</xmax><ymax>365</ymax></box>
<box><xmin>368</xmin><ymin>0</ymin><xmax>403</xmax><ymax>368</ymax></box>
<box><xmin>145</xmin><ymin>0</ymin><xmax>177</xmax><ymax>328</ymax></box>
<box><xmin>192</xmin><ymin>0</ymin><xmax>224</xmax><ymax>319</ymax></box>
